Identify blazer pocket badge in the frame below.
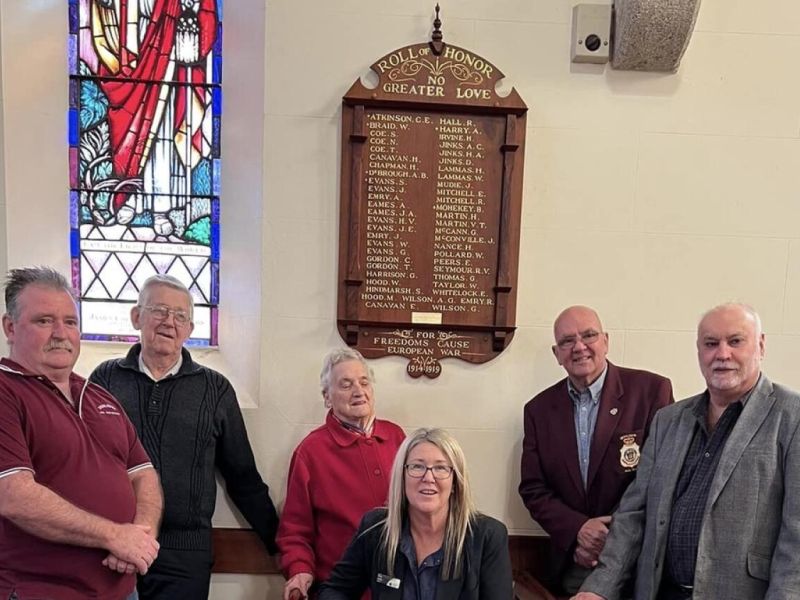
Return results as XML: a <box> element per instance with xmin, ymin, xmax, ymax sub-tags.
<box><xmin>377</xmin><ymin>573</ymin><xmax>401</xmax><ymax>589</ymax></box>
<box><xmin>619</xmin><ymin>434</ymin><xmax>640</xmax><ymax>471</ymax></box>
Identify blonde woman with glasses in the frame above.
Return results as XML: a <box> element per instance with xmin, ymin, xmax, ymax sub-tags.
<box><xmin>318</xmin><ymin>428</ymin><xmax>513</xmax><ymax>599</ymax></box>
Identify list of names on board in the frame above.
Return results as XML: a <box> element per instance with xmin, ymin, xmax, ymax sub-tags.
<box><xmin>361</xmin><ymin>108</ymin><xmax>502</xmax><ymax>326</ymax></box>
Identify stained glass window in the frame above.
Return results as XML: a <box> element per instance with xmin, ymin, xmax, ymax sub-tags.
<box><xmin>68</xmin><ymin>0</ymin><xmax>222</xmax><ymax>345</ymax></box>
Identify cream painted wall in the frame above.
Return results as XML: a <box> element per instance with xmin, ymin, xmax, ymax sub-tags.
<box><xmin>0</xmin><ymin>9</ymin><xmax>7</xmax><ymax>339</ymax></box>
<box><xmin>1</xmin><ymin>0</ymin><xmax>800</xmax><ymax>598</ymax></box>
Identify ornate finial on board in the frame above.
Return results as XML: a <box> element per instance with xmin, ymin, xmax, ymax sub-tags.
<box><xmin>430</xmin><ymin>4</ymin><xmax>444</xmax><ymax>55</ymax></box>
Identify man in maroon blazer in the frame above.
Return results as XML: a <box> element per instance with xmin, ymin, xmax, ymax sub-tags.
<box><xmin>519</xmin><ymin>306</ymin><xmax>673</xmax><ymax>595</ymax></box>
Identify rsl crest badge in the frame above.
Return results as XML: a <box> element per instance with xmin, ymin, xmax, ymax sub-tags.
<box><xmin>619</xmin><ymin>434</ymin><xmax>640</xmax><ymax>471</ymax></box>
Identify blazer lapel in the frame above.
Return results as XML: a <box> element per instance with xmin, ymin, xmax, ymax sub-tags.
<box><xmin>586</xmin><ymin>363</ymin><xmax>623</xmax><ymax>492</ymax></box>
<box><xmin>550</xmin><ymin>380</ymin><xmax>585</xmax><ymax>499</ymax></box>
<box><xmin>707</xmin><ymin>375</ymin><xmax>775</xmax><ymax>508</ymax></box>
<box><xmin>653</xmin><ymin>401</ymin><xmax>699</xmax><ymax>547</ymax></box>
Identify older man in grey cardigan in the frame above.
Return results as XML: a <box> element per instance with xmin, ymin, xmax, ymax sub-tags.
<box><xmin>574</xmin><ymin>303</ymin><xmax>800</xmax><ymax>600</ymax></box>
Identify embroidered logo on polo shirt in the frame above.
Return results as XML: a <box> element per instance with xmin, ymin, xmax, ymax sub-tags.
<box><xmin>96</xmin><ymin>403</ymin><xmax>122</xmax><ymax>416</ymax></box>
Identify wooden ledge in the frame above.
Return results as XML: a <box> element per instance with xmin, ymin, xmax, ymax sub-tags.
<box><xmin>211</xmin><ymin>527</ymin><xmax>553</xmax><ymax>579</ymax></box>
<box><xmin>514</xmin><ymin>571</ymin><xmax>561</xmax><ymax>600</ymax></box>
<box><xmin>212</xmin><ymin>528</ymin><xmax>280</xmax><ymax>574</ymax></box>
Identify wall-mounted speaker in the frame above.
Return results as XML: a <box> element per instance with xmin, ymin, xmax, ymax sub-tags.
<box><xmin>612</xmin><ymin>0</ymin><xmax>702</xmax><ymax>72</ymax></box>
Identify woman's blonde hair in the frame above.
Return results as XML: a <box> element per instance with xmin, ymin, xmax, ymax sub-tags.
<box><xmin>380</xmin><ymin>427</ymin><xmax>477</xmax><ymax>579</ymax></box>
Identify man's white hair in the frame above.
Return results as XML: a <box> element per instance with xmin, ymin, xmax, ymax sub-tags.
<box><xmin>137</xmin><ymin>274</ymin><xmax>194</xmax><ymax>317</ymax></box>
<box><xmin>319</xmin><ymin>348</ymin><xmax>374</xmax><ymax>397</ymax></box>
<box><xmin>699</xmin><ymin>303</ymin><xmax>762</xmax><ymax>337</ymax></box>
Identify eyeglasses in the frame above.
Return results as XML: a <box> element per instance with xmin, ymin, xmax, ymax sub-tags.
<box><xmin>555</xmin><ymin>330</ymin><xmax>603</xmax><ymax>350</ymax></box>
<box><xmin>141</xmin><ymin>304</ymin><xmax>191</xmax><ymax>325</ymax></box>
<box><xmin>405</xmin><ymin>463</ymin><xmax>454</xmax><ymax>479</ymax></box>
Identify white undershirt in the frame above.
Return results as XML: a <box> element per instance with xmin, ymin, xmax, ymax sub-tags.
<box><xmin>138</xmin><ymin>353</ymin><xmax>183</xmax><ymax>381</ymax></box>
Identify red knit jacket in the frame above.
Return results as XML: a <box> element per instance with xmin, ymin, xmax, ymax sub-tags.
<box><xmin>277</xmin><ymin>411</ymin><xmax>405</xmax><ymax>585</ymax></box>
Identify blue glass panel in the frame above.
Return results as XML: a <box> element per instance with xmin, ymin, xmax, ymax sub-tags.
<box><xmin>186</xmin><ymin>338</ymin><xmax>211</xmax><ymax>348</ymax></box>
<box><xmin>211</xmin><ymin>263</ymin><xmax>220</xmax><ymax>304</ymax></box>
<box><xmin>80</xmin><ymin>79</ymin><xmax>109</xmax><ymax>130</ymax></box>
<box><xmin>69</xmin><ymin>1</ymin><xmax>79</xmax><ymax>34</ymax></box>
<box><xmin>212</xmin><ymin>87</ymin><xmax>222</xmax><ymax>115</ymax></box>
<box><xmin>80</xmin><ymin>80</ymin><xmax>98</xmax><ymax>123</ymax></box>
<box><xmin>210</xmin><ymin>201</ymin><xmax>220</xmax><ymax>263</ymax></box>
<box><xmin>68</xmin><ymin>108</ymin><xmax>79</xmax><ymax>145</ymax></box>
<box><xmin>71</xmin><ymin>257</ymin><xmax>80</xmax><ymax>292</ymax></box>
<box><xmin>211</xmin><ymin>227</ymin><xmax>220</xmax><ymax>262</ymax></box>
<box><xmin>213</xmin><ymin>56</ymin><xmax>223</xmax><ymax>84</ymax></box>
<box><xmin>212</xmin><ymin>160</ymin><xmax>221</xmax><ymax>196</ymax></box>
<box><xmin>214</xmin><ymin>24</ymin><xmax>223</xmax><ymax>55</ymax></box>
<box><xmin>70</xmin><ymin>229</ymin><xmax>80</xmax><ymax>258</ymax></box>
<box><xmin>69</xmin><ymin>78</ymin><xmax>80</xmax><ymax>108</ymax></box>
<box><xmin>192</xmin><ymin>160</ymin><xmax>212</xmax><ymax>195</ymax></box>
<box><xmin>68</xmin><ymin>34</ymin><xmax>78</xmax><ymax>75</ymax></box>
<box><xmin>131</xmin><ymin>212</ymin><xmax>155</xmax><ymax>226</ymax></box>
<box><xmin>212</xmin><ymin>117</ymin><xmax>221</xmax><ymax>157</ymax></box>
<box><xmin>69</xmin><ymin>191</ymin><xmax>80</xmax><ymax>228</ymax></box>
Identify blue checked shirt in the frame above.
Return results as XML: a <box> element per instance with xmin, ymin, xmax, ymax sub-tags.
<box><xmin>567</xmin><ymin>366</ymin><xmax>608</xmax><ymax>488</ymax></box>
<box><xmin>665</xmin><ymin>394</ymin><xmax>746</xmax><ymax>586</ymax></box>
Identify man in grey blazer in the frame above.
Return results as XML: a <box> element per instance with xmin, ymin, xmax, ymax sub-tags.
<box><xmin>573</xmin><ymin>303</ymin><xmax>800</xmax><ymax>600</ymax></box>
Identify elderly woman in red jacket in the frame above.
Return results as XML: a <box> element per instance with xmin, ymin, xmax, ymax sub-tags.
<box><xmin>278</xmin><ymin>349</ymin><xmax>405</xmax><ymax>600</ymax></box>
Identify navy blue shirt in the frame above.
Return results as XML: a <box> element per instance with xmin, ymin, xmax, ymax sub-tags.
<box><xmin>665</xmin><ymin>395</ymin><xmax>745</xmax><ymax>586</ymax></box>
<box><xmin>399</xmin><ymin>527</ymin><xmax>443</xmax><ymax>600</ymax></box>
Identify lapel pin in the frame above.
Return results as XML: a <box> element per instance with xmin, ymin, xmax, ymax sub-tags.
<box><xmin>610</xmin><ymin>408</ymin><xmax>618</xmax><ymax>416</ymax></box>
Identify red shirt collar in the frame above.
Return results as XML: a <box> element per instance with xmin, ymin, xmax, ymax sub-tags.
<box><xmin>0</xmin><ymin>357</ymin><xmax>85</xmax><ymax>392</ymax></box>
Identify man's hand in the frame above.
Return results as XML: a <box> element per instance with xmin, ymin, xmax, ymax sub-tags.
<box><xmin>577</xmin><ymin>516</ymin><xmax>612</xmax><ymax>555</ymax></box>
<box><xmin>283</xmin><ymin>572</ymin><xmax>313</xmax><ymax>600</ymax></box>
<box><xmin>102</xmin><ymin>553</ymin><xmax>137</xmax><ymax>575</ymax></box>
<box><xmin>105</xmin><ymin>523</ymin><xmax>159</xmax><ymax>575</ymax></box>
<box><xmin>573</xmin><ymin>545</ymin><xmax>599</xmax><ymax>569</ymax></box>
<box><xmin>570</xmin><ymin>594</ymin><xmax>606</xmax><ymax>600</ymax></box>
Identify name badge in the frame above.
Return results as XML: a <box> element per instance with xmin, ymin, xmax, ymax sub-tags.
<box><xmin>376</xmin><ymin>573</ymin><xmax>401</xmax><ymax>589</ymax></box>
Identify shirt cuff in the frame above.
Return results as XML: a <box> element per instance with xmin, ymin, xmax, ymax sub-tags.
<box><xmin>0</xmin><ymin>466</ymin><xmax>35</xmax><ymax>480</ymax></box>
<box><xmin>127</xmin><ymin>462</ymin><xmax>154</xmax><ymax>475</ymax></box>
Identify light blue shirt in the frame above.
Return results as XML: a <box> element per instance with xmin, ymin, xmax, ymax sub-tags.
<box><xmin>567</xmin><ymin>365</ymin><xmax>608</xmax><ymax>488</ymax></box>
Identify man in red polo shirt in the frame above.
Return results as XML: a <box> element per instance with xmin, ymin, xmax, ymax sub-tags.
<box><xmin>0</xmin><ymin>267</ymin><xmax>163</xmax><ymax>600</ymax></box>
